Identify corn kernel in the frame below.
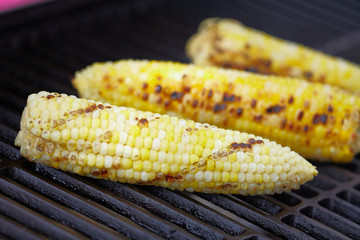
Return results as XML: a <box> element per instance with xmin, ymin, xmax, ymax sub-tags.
<box><xmin>122</xmin><ymin>158</ymin><xmax>132</xmax><ymax>169</ymax></box>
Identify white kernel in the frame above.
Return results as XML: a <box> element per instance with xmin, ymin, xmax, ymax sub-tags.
<box><xmin>115</xmin><ymin>144</ymin><xmax>124</xmax><ymax>156</ymax></box>
<box><xmin>50</xmin><ymin>131</ymin><xmax>61</xmax><ymax>141</ymax></box>
<box><xmin>117</xmin><ymin>169</ymin><xmax>125</xmax><ymax>178</ymax></box>
<box><xmin>252</xmin><ymin>145</ymin><xmax>261</xmax><ymax>155</ymax></box>
<box><xmin>158</xmin><ymin>151</ymin><xmax>166</xmax><ymax>162</ymax></box>
<box><xmin>119</xmin><ymin>132</ymin><xmax>128</xmax><ymax>144</ymax></box>
<box><xmin>240</xmin><ymin>163</ymin><xmax>248</xmax><ymax>172</ymax></box>
<box><xmin>158</xmin><ymin>130</ymin><xmax>166</xmax><ymax>140</ymax></box>
<box><xmin>178</xmin><ymin>119</ymin><xmax>186</xmax><ymax>126</ymax></box>
<box><xmin>132</xmin><ymin>148</ymin><xmax>140</xmax><ymax>160</ymax></box>
<box><xmin>41</xmin><ymin>130</ymin><xmax>51</xmax><ymax>140</ymax></box>
<box><xmin>116</xmin><ymin>122</ymin><xmax>125</xmax><ymax>132</ymax></box>
<box><xmin>182</xmin><ymin>134</ymin><xmax>190</xmax><ymax>144</ymax></box>
<box><xmin>123</xmin><ymin>146</ymin><xmax>132</xmax><ymax>158</ymax></box>
<box><xmin>182</xmin><ymin>153</ymin><xmax>189</xmax><ymax>164</ymax></box>
<box><xmin>178</xmin><ymin>143</ymin><xmax>185</xmax><ymax>153</ymax></box>
<box><xmin>185</xmin><ymin>173</ymin><xmax>194</xmax><ymax>182</ymax></box>
<box><xmin>108</xmin><ymin>120</ymin><xmax>116</xmax><ymax>130</ymax></box>
<box><xmin>204</xmin><ymin>171</ymin><xmax>213</xmax><ymax>182</ymax></box>
<box><xmin>195</xmin><ymin>171</ymin><xmax>204</xmax><ymax>181</ymax></box>
<box><xmin>256</xmin><ymin>164</ymin><xmax>265</xmax><ymax>173</ymax></box>
<box><xmin>270</xmin><ymin>173</ymin><xmax>279</xmax><ymax>182</ymax></box>
<box><xmin>248</xmin><ymin>163</ymin><xmax>256</xmax><ymax>173</ymax></box>
<box><xmin>77</xmin><ymin>139</ymin><xmax>85</xmax><ymax>151</ymax></box>
<box><xmin>263</xmin><ymin>173</ymin><xmax>270</xmax><ymax>183</ymax></box>
<box><xmin>253</xmin><ymin>155</ymin><xmax>261</xmax><ymax>163</ymax></box>
<box><xmin>141</xmin><ymin>172</ymin><xmax>149</xmax><ymax>181</ymax></box>
<box><xmin>274</xmin><ymin>165</ymin><xmax>282</xmax><ymax>174</ymax></box>
<box><xmin>100</xmin><ymin>142</ymin><xmax>108</xmax><ymax>155</ymax></box>
<box><xmin>152</xmin><ymin>138</ymin><xmax>161</xmax><ymax>151</ymax></box>
<box><xmin>92</xmin><ymin>141</ymin><xmax>101</xmax><ymax>153</ymax></box>
<box><xmin>223</xmin><ymin>162</ymin><xmax>231</xmax><ymax>172</ymax></box>
<box><xmin>71</xmin><ymin>128</ymin><xmax>79</xmax><ymax>139</ymax></box>
<box><xmin>238</xmin><ymin>173</ymin><xmax>245</xmax><ymax>182</ymax></box>
<box><xmin>30</xmin><ymin>108</ymin><xmax>41</xmax><ymax>118</ymax></box>
<box><xmin>246</xmin><ymin>173</ymin><xmax>254</xmax><ymax>182</ymax></box>
<box><xmin>214</xmin><ymin>140</ymin><xmax>222</xmax><ymax>150</ymax></box>
<box><xmin>236</xmin><ymin>151</ymin><xmax>245</xmax><ymax>161</ymax></box>
<box><xmin>92</xmin><ymin>109</ymin><xmax>100</xmax><ymax>118</ymax></box>
<box><xmin>104</xmin><ymin>155</ymin><xmax>113</xmax><ymax>168</ymax></box>
<box><xmin>280</xmin><ymin>173</ymin><xmax>288</xmax><ymax>181</ymax></box>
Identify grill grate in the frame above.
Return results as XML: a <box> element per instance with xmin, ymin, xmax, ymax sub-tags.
<box><xmin>1</xmin><ymin>0</ymin><xmax>360</xmax><ymax>239</ymax></box>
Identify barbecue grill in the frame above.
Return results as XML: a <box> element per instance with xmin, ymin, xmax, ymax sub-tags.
<box><xmin>1</xmin><ymin>0</ymin><xmax>360</xmax><ymax>239</ymax></box>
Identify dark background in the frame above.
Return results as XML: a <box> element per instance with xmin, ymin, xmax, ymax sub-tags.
<box><xmin>0</xmin><ymin>0</ymin><xmax>360</xmax><ymax>239</ymax></box>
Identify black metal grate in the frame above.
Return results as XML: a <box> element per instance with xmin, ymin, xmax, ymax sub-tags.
<box><xmin>1</xmin><ymin>0</ymin><xmax>360</xmax><ymax>239</ymax></box>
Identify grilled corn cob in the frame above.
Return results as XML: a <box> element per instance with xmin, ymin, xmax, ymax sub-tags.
<box><xmin>73</xmin><ymin>60</ymin><xmax>360</xmax><ymax>163</ymax></box>
<box><xmin>186</xmin><ymin>18</ymin><xmax>360</xmax><ymax>94</ymax></box>
<box><xmin>15</xmin><ymin>91</ymin><xmax>317</xmax><ymax>195</ymax></box>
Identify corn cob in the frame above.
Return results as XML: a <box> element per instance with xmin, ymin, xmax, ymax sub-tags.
<box><xmin>15</xmin><ymin>91</ymin><xmax>317</xmax><ymax>195</ymax></box>
<box><xmin>72</xmin><ymin>60</ymin><xmax>360</xmax><ymax>163</ymax></box>
<box><xmin>186</xmin><ymin>18</ymin><xmax>360</xmax><ymax>94</ymax></box>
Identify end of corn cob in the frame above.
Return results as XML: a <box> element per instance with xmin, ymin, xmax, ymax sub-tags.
<box><xmin>15</xmin><ymin>91</ymin><xmax>317</xmax><ymax>195</ymax></box>
<box><xmin>186</xmin><ymin>18</ymin><xmax>360</xmax><ymax>94</ymax></box>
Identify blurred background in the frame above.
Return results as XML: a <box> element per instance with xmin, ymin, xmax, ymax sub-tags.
<box><xmin>1</xmin><ymin>1</ymin><xmax>360</xmax><ymax>239</ymax></box>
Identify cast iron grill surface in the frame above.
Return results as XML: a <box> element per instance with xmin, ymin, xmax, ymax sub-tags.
<box><xmin>1</xmin><ymin>0</ymin><xmax>360</xmax><ymax>239</ymax></box>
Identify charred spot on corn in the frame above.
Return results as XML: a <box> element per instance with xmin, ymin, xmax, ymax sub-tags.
<box><xmin>266</xmin><ymin>105</ymin><xmax>285</xmax><ymax>114</ymax></box>
<box><xmin>214</xmin><ymin>103</ymin><xmax>226</xmax><ymax>113</ymax></box>
<box><xmin>155</xmin><ymin>85</ymin><xmax>162</xmax><ymax>93</ymax></box>
<box><xmin>138</xmin><ymin>118</ymin><xmax>149</xmax><ymax>128</ymax></box>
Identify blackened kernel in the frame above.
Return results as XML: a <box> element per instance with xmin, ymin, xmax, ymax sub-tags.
<box><xmin>142</xmin><ymin>93</ymin><xmax>149</xmax><ymax>100</ymax></box>
<box><xmin>248</xmin><ymin>138</ymin><xmax>256</xmax><ymax>144</ymax></box>
<box><xmin>185</xmin><ymin>127</ymin><xmax>192</xmax><ymax>132</ymax></box>
<box><xmin>105</xmin><ymin>106</ymin><xmax>111</xmax><ymax>109</ymax></box>
<box><xmin>235</xmin><ymin>96</ymin><xmax>241</xmax><ymax>102</ymax></box>
<box><xmin>256</xmin><ymin>139</ymin><xmax>264</xmax><ymax>144</ymax></box>
<box><xmin>142</xmin><ymin>83</ymin><xmax>148</xmax><ymax>89</ymax></box>
<box><xmin>69</xmin><ymin>111</ymin><xmax>77</xmax><ymax>116</ymax></box>
<box><xmin>164</xmin><ymin>100</ymin><xmax>170</xmax><ymax>107</ymax></box>
<box><xmin>231</xmin><ymin>142</ymin><xmax>241</xmax><ymax>149</ymax></box>
<box><xmin>208</xmin><ymin>90</ymin><xmax>213</xmax><ymax>98</ymax></box>
<box><xmin>281</xmin><ymin>119</ymin><xmax>287</xmax><ymax>129</ymax></box>
<box><xmin>166</xmin><ymin>175</ymin><xmax>175</xmax><ymax>183</ymax></box>
<box><xmin>101</xmin><ymin>169</ymin><xmax>108</xmax><ymax>177</ymax></box>
<box><xmin>171</xmin><ymin>91</ymin><xmax>183</xmax><ymax>100</ymax></box>
<box><xmin>155</xmin><ymin>117</ymin><xmax>160</xmax><ymax>119</ymax></box>
<box><xmin>192</xmin><ymin>100</ymin><xmax>198</xmax><ymax>108</ymax></box>
<box><xmin>245</xmin><ymin>144</ymin><xmax>252</xmax><ymax>149</ymax></box>
<box><xmin>174</xmin><ymin>173</ymin><xmax>183</xmax><ymax>182</ymax></box>
<box><xmin>97</xmin><ymin>104</ymin><xmax>104</xmax><ymax>110</ymax></box>
<box><xmin>254</xmin><ymin>115</ymin><xmax>262</xmax><ymax>122</ymax></box>
<box><xmin>91</xmin><ymin>171</ymin><xmax>100</xmax><ymax>176</ymax></box>
<box><xmin>313</xmin><ymin>114</ymin><xmax>321</xmax><ymax>124</ymax></box>
<box><xmin>328</xmin><ymin>105</ymin><xmax>333</xmax><ymax>112</ymax></box>
<box><xmin>240</xmin><ymin>143</ymin><xmax>247</xmax><ymax>148</ymax></box>
<box><xmin>266</xmin><ymin>105</ymin><xmax>285</xmax><ymax>113</ymax></box>
<box><xmin>297</xmin><ymin>111</ymin><xmax>304</xmax><ymax>120</ymax></box>
<box><xmin>229</xmin><ymin>108</ymin><xmax>234</xmax><ymax>114</ymax></box>
<box><xmin>245</xmin><ymin>67</ymin><xmax>258</xmax><ymax>73</ymax></box>
<box><xmin>46</xmin><ymin>95</ymin><xmax>55</xmax><ymax>99</ymax></box>
<box><xmin>251</xmin><ymin>99</ymin><xmax>257</xmax><ymax>108</ymax></box>
<box><xmin>265</xmin><ymin>60</ymin><xmax>272</xmax><ymax>67</ymax></box>
<box><xmin>214</xmin><ymin>104</ymin><xmax>226</xmax><ymax>113</ymax></box>
<box><xmin>138</xmin><ymin>118</ymin><xmax>149</xmax><ymax>128</ymax></box>
<box><xmin>155</xmin><ymin>85</ymin><xmax>162</xmax><ymax>93</ymax></box>
<box><xmin>156</xmin><ymin>98</ymin><xmax>163</xmax><ymax>104</ymax></box>
<box><xmin>184</xmin><ymin>86</ymin><xmax>191</xmax><ymax>92</ymax></box>
<box><xmin>223</xmin><ymin>183</ymin><xmax>232</xmax><ymax>190</ymax></box>
<box><xmin>288</xmin><ymin>96</ymin><xmax>294</xmax><ymax>104</ymax></box>
<box><xmin>236</xmin><ymin>108</ymin><xmax>243</xmax><ymax>116</ymax></box>
<box><xmin>304</xmin><ymin>125</ymin><xmax>309</xmax><ymax>132</ymax></box>
<box><xmin>305</xmin><ymin>71</ymin><xmax>313</xmax><ymax>79</ymax></box>
<box><xmin>77</xmin><ymin>109</ymin><xmax>84</xmax><ymax>114</ymax></box>
<box><xmin>320</xmin><ymin>114</ymin><xmax>327</xmax><ymax>124</ymax></box>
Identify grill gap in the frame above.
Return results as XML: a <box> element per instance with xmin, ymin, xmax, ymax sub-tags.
<box><xmin>318</xmin><ymin>198</ymin><xmax>360</xmax><ymax>225</ymax></box>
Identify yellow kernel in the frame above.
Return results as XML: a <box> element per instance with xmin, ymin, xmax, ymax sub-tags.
<box><xmin>205</xmin><ymin>139</ymin><xmax>215</xmax><ymax>149</ymax></box>
<box><xmin>254</xmin><ymin>173</ymin><xmax>263</xmax><ymax>183</ymax></box>
<box><xmin>87</xmin><ymin>129</ymin><xmax>95</xmax><ymax>141</ymax></box>
<box><xmin>215</xmin><ymin>161</ymin><xmax>224</xmax><ymax>171</ymax></box>
<box><xmin>73</xmin><ymin>166</ymin><xmax>82</xmax><ymax>174</ymax></box>
<box><xmin>135</xmin><ymin>137</ymin><xmax>143</xmax><ymax>148</ymax></box>
<box><xmin>71</xmin><ymin>127</ymin><xmax>79</xmax><ymax>139</ymax></box>
<box><xmin>79</xmin><ymin>127</ymin><xmax>88</xmax><ymax>139</ymax></box>
<box><xmin>190</xmin><ymin>135</ymin><xmax>198</xmax><ymax>145</ymax></box>
<box><xmin>161</xmin><ymin>163</ymin><xmax>170</xmax><ymax>174</ymax></box>
<box><xmin>213</xmin><ymin>171</ymin><xmax>221</xmax><ymax>182</ymax></box>
<box><xmin>166</xmin><ymin>152</ymin><xmax>174</xmax><ymax>164</ymax></box>
<box><xmin>100</xmin><ymin>110</ymin><xmax>109</xmax><ymax>120</ymax></box>
<box><xmin>84</xmin><ymin>117</ymin><xmax>92</xmax><ymax>128</ymax></box>
<box><xmin>160</xmin><ymin>140</ymin><xmax>169</xmax><ymax>152</ymax></box>
<box><xmin>222</xmin><ymin>172</ymin><xmax>230</xmax><ymax>182</ymax></box>
<box><xmin>194</xmin><ymin>145</ymin><xmax>203</xmax><ymax>157</ymax></box>
<box><xmin>230</xmin><ymin>172</ymin><xmax>238</xmax><ymax>182</ymax></box>
<box><xmin>125</xmin><ymin>169</ymin><xmax>134</xmax><ymax>179</ymax></box>
<box><xmin>150</xmin><ymin>128</ymin><xmax>158</xmax><ymax>139</ymax></box>
<box><xmin>229</xmin><ymin>152</ymin><xmax>236</xmax><ymax>162</ymax></box>
<box><xmin>169</xmin><ymin>142</ymin><xmax>178</xmax><ymax>153</ymax></box>
<box><xmin>223</xmin><ymin>162</ymin><xmax>231</xmax><ymax>172</ymax></box>
<box><xmin>143</xmin><ymin>161</ymin><xmax>152</xmax><ymax>172</ymax></box>
<box><xmin>108</xmin><ymin>143</ymin><xmax>116</xmax><ymax>155</ymax></box>
<box><xmin>126</xmin><ymin>135</ymin><xmax>135</xmax><ymax>147</ymax></box>
<box><xmin>165</xmin><ymin>132</ymin><xmax>174</xmax><ymax>141</ymax></box>
<box><xmin>122</xmin><ymin>158</ymin><xmax>132</xmax><ymax>169</ymax></box>
<box><xmin>189</xmin><ymin>154</ymin><xmax>198</xmax><ymax>165</ymax></box>
<box><xmin>30</xmin><ymin>108</ymin><xmax>41</xmax><ymax>118</ymax></box>
<box><xmin>111</xmin><ymin>131</ymin><xmax>119</xmax><ymax>143</ymax></box>
<box><xmin>260</xmin><ymin>146</ymin><xmax>270</xmax><ymax>155</ymax></box>
<box><xmin>144</xmin><ymin>137</ymin><xmax>152</xmax><ymax>149</ymax></box>
<box><xmin>206</xmin><ymin>160</ymin><xmax>215</xmax><ymax>171</ymax></box>
<box><xmin>149</xmin><ymin>150</ymin><xmax>158</xmax><ymax>161</ymax></box>
<box><xmin>198</xmin><ymin>135</ymin><xmax>207</xmax><ymax>148</ymax></box>
<box><xmin>87</xmin><ymin>154</ymin><xmax>96</xmax><ymax>167</ymax></box>
<box><xmin>95</xmin><ymin>155</ymin><xmax>104</xmax><ymax>168</ymax></box>
<box><xmin>232</xmin><ymin>162</ymin><xmax>241</xmax><ymax>173</ymax></box>
<box><xmin>133</xmin><ymin>161</ymin><xmax>143</xmax><ymax>171</ymax></box>
<box><xmin>140</xmin><ymin>148</ymin><xmax>150</xmax><ymax>160</ymax></box>
<box><xmin>141</xmin><ymin>128</ymin><xmax>150</xmax><ymax>137</ymax></box>
<box><xmin>92</xmin><ymin>118</ymin><xmax>100</xmax><ymax>128</ymax></box>
<box><xmin>186</xmin><ymin>144</ymin><xmax>193</xmax><ymax>154</ymax></box>
<box><xmin>130</xmin><ymin>125</ymin><xmax>141</xmax><ymax>137</ymax></box>
<box><xmin>78</xmin><ymin>152</ymin><xmax>87</xmax><ymax>166</ymax></box>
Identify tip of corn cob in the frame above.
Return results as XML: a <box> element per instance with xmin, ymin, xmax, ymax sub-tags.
<box><xmin>186</xmin><ymin>18</ymin><xmax>360</xmax><ymax>94</ymax></box>
<box><xmin>15</xmin><ymin>91</ymin><xmax>317</xmax><ymax>195</ymax></box>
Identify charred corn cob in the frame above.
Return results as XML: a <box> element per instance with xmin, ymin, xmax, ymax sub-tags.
<box><xmin>73</xmin><ymin>60</ymin><xmax>360</xmax><ymax>163</ymax></box>
<box><xmin>186</xmin><ymin>18</ymin><xmax>360</xmax><ymax>94</ymax></box>
<box><xmin>15</xmin><ymin>91</ymin><xmax>317</xmax><ymax>195</ymax></box>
